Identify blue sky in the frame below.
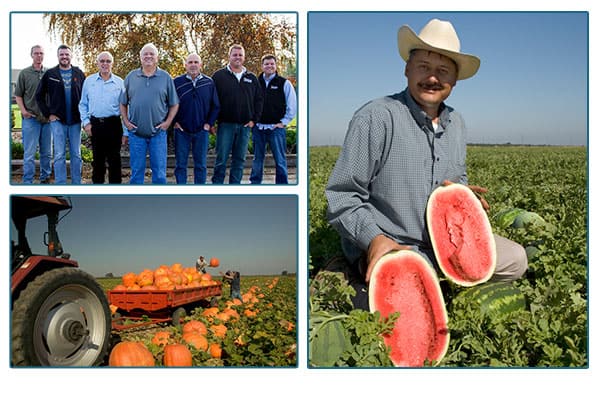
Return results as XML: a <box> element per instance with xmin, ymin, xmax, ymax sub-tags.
<box><xmin>308</xmin><ymin>12</ymin><xmax>588</xmax><ymax>146</ymax></box>
<box><xmin>10</xmin><ymin>195</ymin><xmax>298</xmax><ymax>277</ymax></box>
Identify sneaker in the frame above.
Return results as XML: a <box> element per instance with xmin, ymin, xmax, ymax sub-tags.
<box><xmin>40</xmin><ymin>178</ymin><xmax>51</xmax><ymax>184</ymax></box>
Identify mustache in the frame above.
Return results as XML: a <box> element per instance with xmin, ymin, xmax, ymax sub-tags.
<box><xmin>418</xmin><ymin>82</ymin><xmax>444</xmax><ymax>90</ymax></box>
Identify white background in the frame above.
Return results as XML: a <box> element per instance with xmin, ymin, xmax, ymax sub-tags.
<box><xmin>1</xmin><ymin>1</ymin><xmax>596</xmax><ymax>399</ymax></box>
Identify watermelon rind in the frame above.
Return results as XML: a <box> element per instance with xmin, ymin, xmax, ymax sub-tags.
<box><xmin>426</xmin><ymin>183</ymin><xmax>496</xmax><ymax>287</ymax></box>
<box><xmin>368</xmin><ymin>250</ymin><xmax>449</xmax><ymax>367</ymax></box>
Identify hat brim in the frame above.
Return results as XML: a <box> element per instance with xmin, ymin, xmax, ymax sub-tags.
<box><xmin>398</xmin><ymin>25</ymin><xmax>480</xmax><ymax>80</ymax></box>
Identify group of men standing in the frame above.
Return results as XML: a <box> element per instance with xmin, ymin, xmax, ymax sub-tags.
<box><xmin>15</xmin><ymin>42</ymin><xmax>296</xmax><ymax>185</ymax></box>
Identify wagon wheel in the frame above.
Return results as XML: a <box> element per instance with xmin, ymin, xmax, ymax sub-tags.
<box><xmin>172</xmin><ymin>307</ymin><xmax>186</xmax><ymax>328</ymax></box>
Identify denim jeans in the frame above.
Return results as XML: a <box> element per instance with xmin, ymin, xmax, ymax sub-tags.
<box><xmin>174</xmin><ymin>128</ymin><xmax>209</xmax><ymax>184</ymax></box>
<box><xmin>250</xmin><ymin>126</ymin><xmax>288</xmax><ymax>184</ymax></box>
<box><xmin>50</xmin><ymin>121</ymin><xmax>81</xmax><ymax>184</ymax></box>
<box><xmin>21</xmin><ymin>117</ymin><xmax>51</xmax><ymax>184</ymax></box>
<box><xmin>128</xmin><ymin>129</ymin><xmax>167</xmax><ymax>184</ymax></box>
<box><xmin>212</xmin><ymin>122</ymin><xmax>250</xmax><ymax>184</ymax></box>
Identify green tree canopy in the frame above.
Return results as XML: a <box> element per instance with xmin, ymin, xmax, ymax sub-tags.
<box><xmin>44</xmin><ymin>12</ymin><xmax>296</xmax><ymax>81</ymax></box>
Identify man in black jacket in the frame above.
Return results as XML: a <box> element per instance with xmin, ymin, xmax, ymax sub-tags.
<box><xmin>36</xmin><ymin>44</ymin><xmax>85</xmax><ymax>184</ymax></box>
<box><xmin>211</xmin><ymin>44</ymin><xmax>263</xmax><ymax>184</ymax></box>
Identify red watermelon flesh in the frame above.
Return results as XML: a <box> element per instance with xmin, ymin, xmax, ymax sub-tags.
<box><xmin>427</xmin><ymin>184</ymin><xmax>496</xmax><ymax>287</ymax></box>
<box><xmin>368</xmin><ymin>250</ymin><xmax>449</xmax><ymax>367</ymax></box>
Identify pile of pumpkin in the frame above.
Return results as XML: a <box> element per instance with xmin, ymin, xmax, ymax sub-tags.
<box><xmin>112</xmin><ymin>260</ymin><xmax>220</xmax><ymax>291</ymax></box>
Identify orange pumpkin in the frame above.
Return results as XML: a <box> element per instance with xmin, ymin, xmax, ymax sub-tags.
<box><xmin>109</xmin><ymin>341</ymin><xmax>155</xmax><ymax>367</ymax></box>
<box><xmin>168</xmin><ymin>271</ymin><xmax>184</xmax><ymax>286</ymax></box>
<box><xmin>163</xmin><ymin>343</ymin><xmax>193</xmax><ymax>367</ymax></box>
<box><xmin>209</xmin><ymin>257</ymin><xmax>220</xmax><ymax>267</ymax></box>
<box><xmin>202</xmin><ymin>307</ymin><xmax>219</xmax><ymax>318</ymax></box>
<box><xmin>210</xmin><ymin>324</ymin><xmax>227</xmax><ymax>338</ymax></box>
<box><xmin>244</xmin><ymin>309</ymin><xmax>258</xmax><ymax>318</ymax></box>
<box><xmin>151</xmin><ymin>331</ymin><xmax>171</xmax><ymax>346</ymax></box>
<box><xmin>137</xmin><ymin>269</ymin><xmax>154</xmax><ymax>287</ymax></box>
<box><xmin>122</xmin><ymin>272</ymin><xmax>137</xmax><ymax>287</ymax></box>
<box><xmin>200</xmin><ymin>273</ymin><xmax>212</xmax><ymax>281</ymax></box>
<box><xmin>171</xmin><ymin>263</ymin><xmax>183</xmax><ymax>273</ymax></box>
<box><xmin>209</xmin><ymin>342</ymin><xmax>222</xmax><ymax>359</ymax></box>
<box><xmin>183</xmin><ymin>320</ymin><xmax>208</xmax><ymax>336</ymax></box>
<box><xmin>155</xmin><ymin>275</ymin><xmax>174</xmax><ymax>290</ymax></box>
<box><xmin>182</xmin><ymin>332</ymin><xmax>208</xmax><ymax>351</ymax></box>
<box><xmin>112</xmin><ymin>284</ymin><xmax>127</xmax><ymax>291</ymax></box>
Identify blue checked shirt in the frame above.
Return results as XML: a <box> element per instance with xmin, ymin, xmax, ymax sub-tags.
<box><xmin>325</xmin><ymin>89</ymin><xmax>468</xmax><ymax>263</ymax></box>
<box><xmin>79</xmin><ymin>72</ymin><xmax>125</xmax><ymax>127</ymax></box>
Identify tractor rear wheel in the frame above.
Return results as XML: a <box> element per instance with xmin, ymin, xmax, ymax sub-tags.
<box><xmin>11</xmin><ymin>267</ymin><xmax>111</xmax><ymax>366</ymax></box>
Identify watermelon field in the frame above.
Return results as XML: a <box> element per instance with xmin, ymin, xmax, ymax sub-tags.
<box><xmin>309</xmin><ymin>145</ymin><xmax>588</xmax><ymax>367</ymax></box>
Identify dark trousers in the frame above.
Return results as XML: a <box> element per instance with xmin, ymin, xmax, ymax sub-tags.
<box><xmin>90</xmin><ymin>116</ymin><xmax>123</xmax><ymax>184</ymax></box>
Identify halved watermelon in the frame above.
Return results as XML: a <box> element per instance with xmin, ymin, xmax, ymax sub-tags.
<box><xmin>368</xmin><ymin>250</ymin><xmax>449</xmax><ymax>367</ymax></box>
<box><xmin>427</xmin><ymin>183</ymin><xmax>496</xmax><ymax>287</ymax></box>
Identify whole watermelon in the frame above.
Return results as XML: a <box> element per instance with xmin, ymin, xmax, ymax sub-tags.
<box><xmin>455</xmin><ymin>281</ymin><xmax>527</xmax><ymax>319</ymax></box>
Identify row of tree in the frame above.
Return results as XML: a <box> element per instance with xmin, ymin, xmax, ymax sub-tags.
<box><xmin>45</xmin><ymin>13</ymin><xmax>296</xmax><ymax>82</ymax></box>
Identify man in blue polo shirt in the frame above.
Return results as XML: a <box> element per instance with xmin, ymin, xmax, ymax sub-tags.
<box><xmin>79</xmin><ymin>51</ymin><xmax>125</xmax><ymax>184</ymax></box>
<box><xmin>120</xmin><ymin>43</ymin><xmax>179</xmax><ymax>184</ymax></box>
<box><xmin>172</xmin><ymin>53</ymin><xmax>220</xmax><ymax>184</ymax></box>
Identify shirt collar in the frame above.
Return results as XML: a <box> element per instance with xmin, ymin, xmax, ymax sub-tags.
<box><xmin>136</xmin><ymin>66</ymin><xmax>160</xmax><ymax>77</ymax></box>
<box><xmin>402</xmin><ymin>88</ymin><xmax>450</xmax><ymax>130</ymax></box>
<box><xmin>262</xmin><ymin>72</ymin><xmax>277</xmax><ymax>84</ymax></box>
<box><xmin>186</xmin><ymin>73</ymin><xmax>203</xmax><ymax>82</ymax></box>
<box><xmin>227</xmin><ymin>64</ymin><xmax>246</xmax><ymax>75</ymax></box>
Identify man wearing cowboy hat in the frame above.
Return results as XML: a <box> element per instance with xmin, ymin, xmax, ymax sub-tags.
<box><xmin>325</xmin><ymin>19</ymin><xmax>528</xmax><ymax>310</ymax></box>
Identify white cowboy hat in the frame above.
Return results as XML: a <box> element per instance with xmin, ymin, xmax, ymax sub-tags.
<box><xmin>398</xmin><ymin>18</ymin><xmax>480</xmax><ymax>80</ymax></box>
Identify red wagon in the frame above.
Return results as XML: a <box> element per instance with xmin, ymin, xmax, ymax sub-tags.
<box><xmin>107</xmin><ymin>282</ymin><xmax>222</xmax><ymax>330</ymax></box>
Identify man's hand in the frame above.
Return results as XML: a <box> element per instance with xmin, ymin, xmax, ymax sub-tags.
<box><xmin>365</xmin><ymin>235</ymin><xmax>412</xmax><ymax>283</ymax></box>
<box><xmin>442</xmin><ymin>180</ymin><xmax>490</xmax><ymax>211</ymax></box>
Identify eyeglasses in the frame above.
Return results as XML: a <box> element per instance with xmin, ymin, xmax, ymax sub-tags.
<box><xmin>99</xmin><ymin>59</ymin><xmax>112</xmax><ymax>63</ymax></box>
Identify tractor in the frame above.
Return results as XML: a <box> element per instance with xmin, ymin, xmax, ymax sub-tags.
<box><xmin>11</xmin><ymin>196</ymin><xmax>111</xmax><ymax>366</ymax></box>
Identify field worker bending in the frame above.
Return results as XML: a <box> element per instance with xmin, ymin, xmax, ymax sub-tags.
<box><xmin>222</xmin><ymin>270</ymin><xmax>242</xmax><ymax>301</ymax></box>
<box><xmin>325</xmin><ymin>18</ymin><xmax>528</xmax><ymax>310</ymax></box>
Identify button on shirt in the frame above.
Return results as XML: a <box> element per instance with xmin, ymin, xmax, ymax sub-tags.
<box><xmin>79</xmin><ymin>72</ymin><xmax>125</xmax><ymax>127</ymax></box>
<box><xmin>325</xmin><ymin>89</ymin><xmax>468</xmax><ymax>263</ymax></box>
<box><xmin>256</xmin><ymin>74</ymin><xmax>297</xmax><ymax>130</ymax></box>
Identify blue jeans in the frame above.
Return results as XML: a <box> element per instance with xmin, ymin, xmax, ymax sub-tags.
<box><xmin>174</xmin><ymin>128</ymin><xmax>209</xmax><ymax>184</ymax></box>
<box><xmin>21</xmin><ymin>117</ymin><xmax>51</xmax><ymax>184</ymax></box>
<box><xmin>250</xmin><ymin>126</ymin><xmax>288</xmax><ymax>184</ymax></box>
<box><xmin>212</xmin><ymin>122</ymin><xmax>250</xmax><ymax>184</ymax></box>
<box><xmin>50</xmin><ymin>121</ymin><xmax>81</xmax><ymax>184</ymax></box>
<box><xmin>128</xmin><ymin>129</ymin><xmax>167</xmax><ymax>184</ymax></box>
